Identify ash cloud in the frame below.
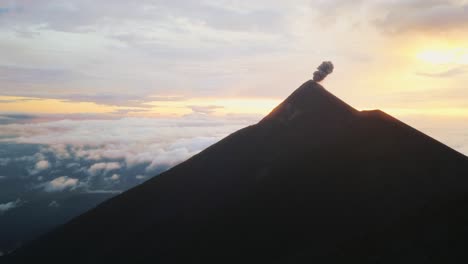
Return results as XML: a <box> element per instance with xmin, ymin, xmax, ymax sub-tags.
<box><xmin>313</xmin><ymin>61</ymin><xmax>334</xmax><ymax>82</ymax></box>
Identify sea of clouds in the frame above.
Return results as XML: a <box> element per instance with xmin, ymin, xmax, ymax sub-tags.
<box><xmin>0</xmin><ymin>114</ymin><xmax>259</xmax><ymax>206</ymax></box>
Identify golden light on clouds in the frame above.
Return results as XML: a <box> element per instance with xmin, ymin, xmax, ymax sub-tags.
<box><xmin>0</xmin><ymin>96</ymin><xmax>118</xmax><ymax>114</ymax></box>
<box><xmin>382</xmin><ymin>107</ymin><xmax>468</xmax><ymax>118</ymax></box>
<box><xmin>0</xmin><ymin>95</ymin><xmax>281</xmax><ymax>117</ymax></box>
<box><xmin>143</xmin><ymin>97</ymin><xmax>280</xmax><ymax>116</ymax></box>
<box><xmin>416</xmin><ymin>47</ymin><xmax>468</xmax><ymax>65</ymax></box>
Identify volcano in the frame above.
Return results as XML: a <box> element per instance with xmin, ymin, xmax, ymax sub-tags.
<box><xmin>9</xmin><ymin>80</ymin><xmax>468</xmax><ymax>263</ymax></box>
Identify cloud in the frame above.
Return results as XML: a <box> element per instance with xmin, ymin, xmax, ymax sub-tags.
<box><xmin>62</xmin><ymin>94</ymin><xmax>154</xmax><ymax>108</ymax></box>
<box><xmin>42</xmin><ymin>176</ymin><xmax>79</xmax><ymax>192</ymax></box>
<box><xmin>0</xmin><ymin>115</ymin><xmax>255</xmax><ymax>171</ymax></box>
<box><xmin>189</xmin><ymin>105</ymin><xmax>224</xmax><ymax>114</ymax></box>
<box><xmin>88</xmin><ymin>162</ymin><xmax>121</xmax><ymax>176</ymax></box>
<box><xmin>30</xmin><ymin>159</ymin><xmax>50</xmax><ymax>175</ymax></box>
<box><xmin>373</xmin><ymin>1</ymin><xmax>468</xmax><ymax>33</ymax></box>
<box><xmin>0</xmin><ymin>199</ymin><xmax>21</xmax><ymax>214</ymax></box>
<box><xmin>0</xmin><ymin>114</ymin><xmax>256</xmax><ymax>191</ymax></box>
<box><xmin>0</xmin><ymin>0</ymin><xmax>285</xmax><ymax>34</ymax></box>
<box><xmin>0</xmin><ymin>65</ymin><xmax>74</xmax><ymax>85</ymax></box>
<box><xmin>35</xmin><ymin>160</ymin><xmax>50</xmax><ymax>170</ymax></box>
<box><xmin>307</xmin><ymin>1</ymin><xmax>468</xmax><ymax>34</ymax></box>
<box><xmin>144</xmin><ymin>147</ymin><xmax>191</xmax><ymax>172</ymax></box>
<box><xmin>48</xmin><ymin>200</ymin><xmax>60</xmax><ymax>207</ymax></box>
<box><xmin>0</xmin><ymin>0</ymin><xmax>290</xmax><ymax>107</ymax></box>
<box><xmin>0</xmin><ymin>0</ymin><xmax>467</xmax><ymax>115</ymax></box>
<box><xmin>0</xmin><ymin>113</ymin><xmax>37</xmax><ymax>125</ymax></box>
<box><xmin>109</xmin><ymin>174</ymin><xmax>120</xmax><ymax>181</ymax></box>
<box><xmin>416</xmin><ymin>66</ymin><xmax>468</xmax><ymax>78</ymax></box>
<box><xmin>44</xmin><ymin>144</ymin><xmax>71</xmax><ymax>159</ymax></box>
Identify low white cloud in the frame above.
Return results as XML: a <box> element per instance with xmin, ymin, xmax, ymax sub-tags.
<box><xmin>35</xmin><ymin>160</ymin><xmax>50</xmax><ymax>171</ymax></box>
<box><xmin>0</xmin><ymin>115</ymin><xmax>257</xmax><ymax>191</ymax></box>
<box><xmin>104</xmin><ymin>173</ymin><xmax>121</xmax><ymax>185</ymax></box>
<box><xmin>109</xmin><ymin>174</ymin><xmax>120</xmax><ymax>181</ymax></box>
<box><xmin>0</xmin><ymin>199</ymin><xmax>21</xmax><ymax>213</ymax></box>
<box><xmin>0</xmin><ymin>115</ymin><xmax>255</xmax><ymax>174</ymax></box>
<box><xmin>29</xmin><ymin>158</ymin><xmax>51</xmax><ymax>175</ymax></box>
<box><xmin>88</xmin><ymin>162</ymin><xmax>121</xmax><ymax>176</ymax></box>
<box><xmin>135</xmin><ymin>175</ymin><xmax>146</xmax><ymax>180</ymax></box>
<box><xmin>42</xmin><ymin>176</ymin><xmax>80</xmax><ymax>192</ymax></box>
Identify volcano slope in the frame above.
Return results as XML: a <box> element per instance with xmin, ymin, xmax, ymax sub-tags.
<box><xmin>9</xmin><ymin>80</ymin><xmax>468</xmax><ymax>263</ymax></box>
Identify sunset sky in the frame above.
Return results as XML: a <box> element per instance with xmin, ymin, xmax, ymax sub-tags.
<box><xmin>0</xmin><ymin>0</ymin><xmax>466</xmax><ymax>114</ymax></box>
<box><xmin>0</xmin><ymin>0</ymin><xmax>468</xmax><ymax>183</ymax></box>
<box><xmin>1</xmin><ymin>1</ymin><xmax>468</xmax><ymax>253</ymax></box>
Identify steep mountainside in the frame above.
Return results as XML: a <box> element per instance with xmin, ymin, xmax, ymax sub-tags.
<box><xmin>9</xmin><ymin>80</ymin><xmax>468</xmax><ymax>263</ymax></box>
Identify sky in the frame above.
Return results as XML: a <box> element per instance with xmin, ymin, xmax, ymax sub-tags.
<box><xmin>0</xmin><ymin>1</ymin><xmax>468</xmax><ymax>248</ymax></box>
<box><xmin>0</xmin><ymin>0</ymin><xmax>467</xmax><ymax>116</ymax></box>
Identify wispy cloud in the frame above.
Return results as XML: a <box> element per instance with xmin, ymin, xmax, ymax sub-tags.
<box><xmin>416</xmin><ymin>66</ymin><xmax>468</xmax><ymax>78</ymax></box>
<box><xmin>0</xmin><ymin>199</ymin><xmax>21</xmax><ymax>214</ymax></box>
<box><xmin>48</xmin><ymin>200</ymin><xmax>60</xmax><ymax>207</ymax></box>
<box><xmin>189</xmin><ymin>105</ymin><xmax>224</xmax><ymax>115</ymax></box>
<box><xmin>0</xmin><ymin>113</ymin><xmax>36</xmax><ymax>124</ymax></box>
<box><xmin>373</xmin><ymin>0</ymin><xmax>468</xmax><ymax>34</ymax></box>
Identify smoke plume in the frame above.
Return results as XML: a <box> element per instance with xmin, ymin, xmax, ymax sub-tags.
<box><xmin>313</xmin><ymin>61</ymin><xmax>334</xmax><ymax>82</ymax></box>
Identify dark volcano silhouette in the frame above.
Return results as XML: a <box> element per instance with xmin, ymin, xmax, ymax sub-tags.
<box><xmin>9</xmin><ymin>81</ymin><xmax>468</xmax><ymax>263</ymax></box>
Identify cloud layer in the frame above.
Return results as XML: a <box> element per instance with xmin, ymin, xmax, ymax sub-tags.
<box><xmin>0</xmin><ymin>114</ymin><xmax>257</xmax><ymax>193</ymax></box>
